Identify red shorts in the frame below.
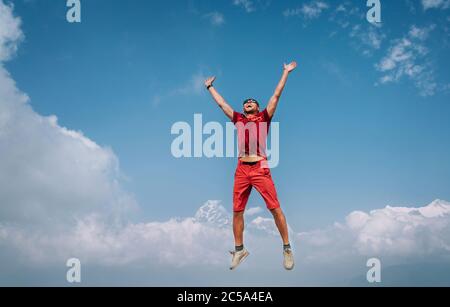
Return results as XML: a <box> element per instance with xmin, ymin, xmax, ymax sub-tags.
<box><xmin>233</xmin><ymin>160</ymin><xmax>281</xmax><ymax>212</ymax></box>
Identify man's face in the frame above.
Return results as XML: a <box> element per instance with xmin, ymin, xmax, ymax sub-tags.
<box><xmin>243</xmin><ymin>100</ymin><xmax>259</xmax><ymax>114</ymax></box>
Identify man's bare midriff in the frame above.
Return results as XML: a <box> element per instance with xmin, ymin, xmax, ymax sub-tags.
<box><xmin>239</xmin><ymin>156</ymin><xmax>265</xmax><ymax>163</ymax></box>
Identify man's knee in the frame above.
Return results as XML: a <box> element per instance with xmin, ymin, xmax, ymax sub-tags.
<box><xmin>233</xmin><ymin>211</ymin><xmax>245</xmax><ymax>218</ymax></box>
<box><xmin>270</xmin><ymin>207</ymin><xmax>283</xmax><ymax>216</ymax></box>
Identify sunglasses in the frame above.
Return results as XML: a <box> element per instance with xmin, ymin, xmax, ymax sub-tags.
<box><xmin>243</xmin><ymin>99</ymin><xmax>259</xmax><ymax>106</ymax></box>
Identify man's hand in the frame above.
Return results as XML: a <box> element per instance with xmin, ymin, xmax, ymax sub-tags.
<box><xmin>267</xmin><ymin>61</ymin><xmax>297</xmax><ymax>118</ymax></box>
<box><xmin>284</xmin><ymin>61</ymin><xmax>297</xmax><ymax>73</ymax></box>
<box><xmin>204</xmin><ymin>76</ymin><xmax>216</xmax><ymax>89</ymax></box>
<box><xmin>205</xmin><ymin>76</ymin><xmax>234</xmax><ymax>120</ymax></box>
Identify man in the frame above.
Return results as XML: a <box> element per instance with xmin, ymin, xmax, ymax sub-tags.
<box><xmin>204</xmin><ymin>61</ymin><xmax>297</xmax><ymax>271</ymax></box>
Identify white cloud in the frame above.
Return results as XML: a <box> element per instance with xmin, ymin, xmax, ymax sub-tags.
<box><xmin>0</xmin><ymin>0</ymin><xmax>136</xmax><ymax>253</ymax></box>
<box><xmin>331</xmin><ymin>1</ymin><xmax>362</xmax><ymax>19</ymax></box>
<box><xmin>283</xmin><ymin>1</ymin><xmax>329</xmax><ymax>20</ymax></box>
<box><xmin>328</xmin><ymin>2</ymin><xmax>385</xmax><ymax>56</ymax></box>
<box><xmin>349</xmin><ymin>23</ymin><xmax>386</xmax><ymax>56</ymax></box>
<box><xmin>0</xmin><ymin>208</ymin><xmax>231</xmax><ymax>267</ymax></box>
<box><xmin>248</xmin><ymin>215</ymin><xmax>297</xmax><ymax>236</ymax></box>
<box><xmin>0</xmin><ymin>64</ymin><xmax>138</xmax><ymax>226</ymax></box>
<box><xmin>204</xmin><ymin>11</ymin><xmax>225</xmax><ymax>26</ymax></box>
<box><xmin>152</xmin><ymin>71</ymin><xmax>208</xmax><ymax>106</ymax></box>
<box><xmin>183</xmin><ymin>72</ymin><xmax>208</xmax><ymax>95</ymax></box>
<box><xmin>405</xmin><ymin>0</ymin><xmax>418</xmax><ymax>13</ymax></box>
<box><xmin>421</xmin><ymin>0</ymin><xmax>450</xmax><ymax>10</ymax></box>
<box><xmin>245</xmin><ymin>206</ymin><xmax>263</xmax><ymax>216</ymax></box>
<box><xmin>321</xmin><ymin>61</ymin><xmax>351</xmax><ymax>86</ymax></box>
<box><xmin>409</xmin><ymin>24</ymin><xmax>434</xmax><ymax>40</ymax></box>
<box><xmin>233</xmin><ymin>0</ymin><xmax>255</xmax><ymax>13</ymax></box>
<box><xmin>283</xmin><ymin>1</ymin><xmax>386</xmax><ymax>56</ymax></box>
<box><xmin>3</xmin><ymin>197</ymin><xmax>450</xmax><ymax>275</ymax></box>
<box><xmin>0</xmin><ymin>200</ymin><xmax>231</xmax><ymax>267</ymax></box>
<box><xmin>298</xmin><ymin>199</ymin><xmax>450</xmax><ymax>268</ymax></box>
<box><xmin>0</xmin><ymin>1</ymin><xmax>23</xmax><ymax>61</ymax></box>
<box><xmin>2</xmin><ymin>0</ymin><xmax>450</xmax><ymax>286</ymax></box>
<box><xmin>335</xmin><ymin>4</ymin><xmax>347</xmax><ymax>13</ymax></box>
<box><xmin>376</xmin><ymin>25</ymin><xmax>437</xmax><ymax>96</ymax></box>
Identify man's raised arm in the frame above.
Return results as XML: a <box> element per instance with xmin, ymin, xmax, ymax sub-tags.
<box><xmin>205</xmin><ymin>76</ymin><xmax>234</xmax><ymax>121</ymax></box>
<box><xmin>266</xmin><ymin>61</ymin><xmax>297</xmax><ymax>119</ymax></box>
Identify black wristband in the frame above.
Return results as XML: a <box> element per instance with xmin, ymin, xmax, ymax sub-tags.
<box><xmin>206</xmin><ymin>84</ymin><xmax>213</xmax><ymax>90</ymax></box>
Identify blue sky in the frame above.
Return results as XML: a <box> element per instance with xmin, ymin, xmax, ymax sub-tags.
<box><xmin>8</xmin><ymin>1</ymin><xmax>450</xmax><ymax>229</ymax></box>
<box><xmin>1</xmin><ymin>0</ymin><xmax>450</xmax><ymax>286</ymax></box>
<box><xmin>8</xmin><ymin>0</ymin><xmax>449</xmax><ymax>230</ymax></box>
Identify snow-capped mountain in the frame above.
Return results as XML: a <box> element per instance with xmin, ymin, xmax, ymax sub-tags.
<box><xmin>249</xmin><ymin>216</ymin><xmax>279</xmax><ymax>235</ymax></box>
<box><xmin>194</xmin><ymin>200</ymin><xmax>231</xmax><ymax>227</ymax></box>
<box><xmin>383</xmin><ymin>199</ymin><xmax>450</xmax><ymax>218</ymax></box>
<box><xmin>193</xmin><ymin>201</ymin><xmax>280</xmax><ymax>235</ymax></box>
<box><xmin>417</xmin><ymin>199</ymin><xmax>450</xmax><ymax>217</ymax></box>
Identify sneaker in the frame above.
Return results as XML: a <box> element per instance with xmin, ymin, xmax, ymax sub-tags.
<box><xmin>283</xmin><ymin>249</ymin><xmax>295</xmax><ymax>270</ymax></box>
<box><xmin>229</xmin><ymin>249</ymin><xmax>249</xmax><ymax>270</ymax></box>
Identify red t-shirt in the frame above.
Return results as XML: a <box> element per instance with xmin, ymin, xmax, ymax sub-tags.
<box><xmin>232</xmin><ymin>109</ymin><xmax>272</xmax><ymax>159</ymax></box>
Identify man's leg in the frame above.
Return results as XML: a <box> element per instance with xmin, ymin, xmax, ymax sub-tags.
<box><xmin>251</xmin><ymin>166</ymin><xmax>287</xmax><ymax>242</ymax></box>
<box><xmin>274</xmin><ymin>207</ymin><xmax>295</xmax><ymax>270</ymax></box>
<box><xmin>231</xmin><ymin>164</ymin><xmax>251</xmax><ymax>270</ymax></box>
<box><xmin>233</xmin><ymin>211</ymin><xmax>245</xmax><ymax>247</ymax></box>
<box><xmin>233</xmin><ymin>163</ymin><xmax>251</xmax><ymax>247</ymax></box>
<box><xmin>270</xmin><ymin>205</ymin><xmax>295</xmax><ymax>271</ymax></box>
<box><xmin>251</xmin><ymin>165</ymin><xmax>295</xmax><ymax>269</ymax></box>
<box><xmin>230</xmin><ymin>209</ymin><xmax>250</xmax><ymax>270</ymax></box>
<box><xmin>270</xmin><ymin>208</ymin><xmax>290</xmax><ymax>245</ymax></box>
